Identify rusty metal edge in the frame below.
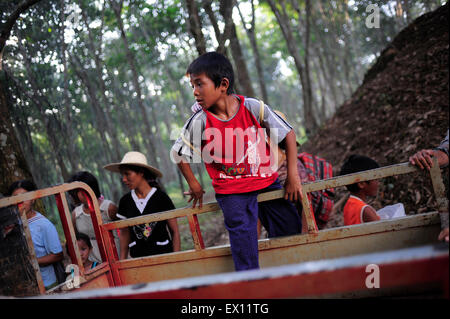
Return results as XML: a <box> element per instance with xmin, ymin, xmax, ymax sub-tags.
<box><xmin>112</xmin><ymin>211</ymin><xmax>440</xmax><ymax>270</ymax></box>
<box><xmin>32</xmin><ymin>243</ymin><xmax>449</xmax><ymax>299</ymax></box>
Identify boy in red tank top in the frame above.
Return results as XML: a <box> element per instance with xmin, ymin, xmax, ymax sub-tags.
<box><xmin>340</xmin><ymin>155</ymin><xmax>381</xmax><ymax>226</ymax></box>
<box><xmin>171</xmin><ymin>52</ymin><xmax>303</xmax><ymax>271</ymax></box>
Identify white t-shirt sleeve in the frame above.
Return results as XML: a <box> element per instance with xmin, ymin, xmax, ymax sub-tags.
<box><xmin>171</xmin><ymin>111</ymin><xmax>205</xmax><ymax>162</ymax></box>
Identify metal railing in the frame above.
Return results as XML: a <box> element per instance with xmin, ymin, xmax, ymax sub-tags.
<box><xmin>101</xmin><ymin>159</ymin><xmax>448</xmax><ymax>249</ymax></box>
<box><xmin>0</xmin><ymin>158</ymin><xmax>447</xmax><ymax>292</ymax></box>
<box><xmin>0</xmin><ymin>182</ymin><xmax>117</xmax><ymax>290</ymax></box>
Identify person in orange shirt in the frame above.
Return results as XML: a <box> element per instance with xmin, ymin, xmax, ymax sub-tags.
<box><xmin>340</xmin><ymin>155</ymin><xmax>381</xmax><ymax>226</ymax></box>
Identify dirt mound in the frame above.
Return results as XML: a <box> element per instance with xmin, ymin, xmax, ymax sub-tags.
<box><xmin>301</xmin><ymin>4</ymin><xmax>449</xmax><ymax>228</ymax></box>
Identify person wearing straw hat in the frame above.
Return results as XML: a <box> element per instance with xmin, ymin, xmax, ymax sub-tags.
<box><xmin>104</xmin><ymin>151</ymin><xmax>181</xmax><ymax>259</ymax></box>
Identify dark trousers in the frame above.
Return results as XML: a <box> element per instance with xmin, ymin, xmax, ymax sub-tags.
<box><xmin>216</xmin><ymin>179</ymin><xmax>302</xmax><ymax>271</ymax></box>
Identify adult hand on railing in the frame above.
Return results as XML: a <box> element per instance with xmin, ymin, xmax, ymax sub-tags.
<box><xmin>438</xmin><ymin>212</ymin><xmax>449</xmax><ymax>243</ymax></box>
<box><xmin>409</xmin><ymin>130</ymin><xmax>449</xmax><ymax>170</ymax></box>
<box><xmin>438</xmin><ymin>227</ymin><xmax>449</xmax><ymax>242</ymax></box>
<box><xmin>409</xmin><ymin>149</ymin><xmax>449</xmax><ymax>170</ymax></box>
<box><xmin>409</xmin><ymin>149</ymin><xmax>434</xmax><ymax>170</ymax></box>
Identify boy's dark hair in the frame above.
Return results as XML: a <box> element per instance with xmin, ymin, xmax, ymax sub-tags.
<box><xmin>186</xmin><ymin>52</ymin><xmax>235</xmax><ymax>95</ymax></box>
<box><xmin>8</xmin><ymin>179</ymin><xmax>37</xmax><ymax>196</ymax></box>
<box><xmin>76</xmin><ymin>232</ymin><xmax>92</xmax><ymax>249</ymax></box>
<box><xmin>340</xmin><ymin>155</ymin><xmax>380</xmax><ymax>193</ymax></box>
<box><xmin>67</xmin><ymin>171</ymin><xmax>101</xmax><ymax>199</ymax></box>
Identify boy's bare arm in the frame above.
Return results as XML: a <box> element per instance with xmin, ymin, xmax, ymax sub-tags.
<box><xmin>362</xmin><ymin>206</ymin><xmax>381</xmax><ymax>222</ymax></box>
<box><xmin>283</xmin><ymin>130</ymin><xmax>303</xmax><ymax>202</ymax></box>
<box><xmin>177</xmin><ymin>160</ymin><xmax>205</xmax><ymax>208</ymax></box>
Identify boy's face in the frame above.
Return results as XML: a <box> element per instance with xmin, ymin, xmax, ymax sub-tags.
<box><xmin>365</xmin><ymin>179</ymin><xmax>379</xmax><ymax>197</ymax></box>
<box><xmin>189</xmin><ymin>73</ymin><xmax>226</xmax><ymax>110</ymax></box>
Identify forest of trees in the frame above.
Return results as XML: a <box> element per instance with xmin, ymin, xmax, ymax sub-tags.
<box><xmin>0</xmin><ymin>0</ymin><xmax>445</xmax><ymax>225</ymax></box>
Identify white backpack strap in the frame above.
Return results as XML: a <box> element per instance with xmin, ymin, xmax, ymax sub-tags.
<box><xmin>180</xmin><ymin>134</ymin><xmax>202</xmax><ymax>157</ymax></box>
<box><xmin>259</xmin><ymin>100</ymin><xmax>265</xmax><ymax>126</ymax></box>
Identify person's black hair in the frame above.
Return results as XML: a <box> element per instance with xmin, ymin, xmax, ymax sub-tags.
<box><xmin>119</xmin><ymin>164</ymin><xmax>161</xmax><ymax>189</ymax></box>
<box><xmin>76</xmin><ymin>232</ymin><xmax>92</xmax><ymax>249</ymax></box>
<box><xmin>8</xmin><ymin>179</ymin><xmax>37</xmax><ymax>196</ymax></box>
<box><xmin>340</xmin><ymin>155</ymin><xmax>380</xmax><ymax>193</ymax></box>
<box><xmin>186</xmin><ymin>52</ymin><xmax>235</xmax><ymax>95</ymax></box>
<box><xmin>67</xmin><ymin>171</ymin><xmax>101</xmax><ymax>198</ymax></box>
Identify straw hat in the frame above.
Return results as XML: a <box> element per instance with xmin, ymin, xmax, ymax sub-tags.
<box><xmin>103</xmin><ymin>151</ymin><xmax>163</xmax><ymax>178</ymax></box>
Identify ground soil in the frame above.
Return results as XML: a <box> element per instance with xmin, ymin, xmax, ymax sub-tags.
<box><xmin>300</xmin><ymin>3</ymin><xmax>449</xmax><ymax>229</ymax></box>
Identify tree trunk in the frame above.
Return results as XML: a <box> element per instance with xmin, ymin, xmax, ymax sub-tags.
<box><xmin>237</xmin><ymin>1</ymin><xmax>268</xmax><ymax>102</ymax></box>
<box><xmin>291</xmin><ymin>0</ymin><xmax>324</xmax><ymax>124</ymax></box>
<box><xmin>0</xmin><ymin>204</ymin><xmax>42</xmax><ymax>296</ymax></box>
<box><xmin>6</xmin><ymin>86</ymin><xmax>45</xmax><ymax>187</ymax></box>
<box><xmin>185</xmin><ymin>0</ymin><xmax>207</xmax><ymax>55</ymax></box>
<box><xmin>0</xmin><ymin>1</ymin><xmax>50</xmax><ymax>297</ymax></box>
<box><xmin>267</xmin><ymin>0</ymin><xmax>318</xmax><ymax>135</ymax></box>
<box><xmin>16</xmin><ymin>38</ymin><xmax>71</xmax><ymax>181</ymax></box>
<box><xmin>315</xmin><ymin>44</ymin><xmax>339</xmax><ymax>112</ymax></box>
<box><xmin>110</xmin><ymin>0</ymin><xmax>159</xmax><ymax>168</ymax></box>
<box><xmin>218</xmin><ymin>0</ymin><xmax>255</xmax><ymax>96</ymax></box>
<box><xmin>342</xmin><ymin>0</ymin><xmax>362</xmax><ymax>87</ymax></box>
<box><xmin>311</xmin><ymin>55</ymin><xmax>328</xmax><ymax>123</ymax></box>
<box><xmin>0</xmin><ymin>0</ymin><xmax>42</xmax><ymax>67</ymax></box>
<box><xmin>80</xmin><ymin>1</ymin><xmax>123</xmax><ymax>163</ymax></box>
<box><xmin>313</xmin><ymin>2</ymin><xmax>345</xmax><ymax>106</ymax></box>
<box><xmin>202</xmin><ymin>0</ymin><xmax>255</xmax><ymax>97</ymax></box>
<box><xmin>0</xmin><ymin>71</ymin><xmax>34</xmax><ymax>195</ymax></box>
<box><xmin>163</xmin><ymin>64</ymin><xmax>190</xmax><ymax>122</ymax></box>
<box><xmin>303</xmin><ymin>0</ymin><xmax>315</xmax><ymax>127</ymax></box>
<box><xmin>69</xmin><ymin>52</ymin><xmax>115</xmax><ymax>165</ymax></box>
<box><xmin>146</xmin><ymin>99</ymin><xmax>177</xmax><ymax>183</ymax></box>
<box><xmin>106</xmin><ymin>68</ymin><xmax>142</xmax><ymax>151</ymax></box>
<box><xmin>228</xmin><ymin>22</ymin><xmax>255</xmax><ymax>97</ymax></box>
<box><xmin>59</xmin><ymin>0</ymin><xmax>80</xmax><ymax>173</ymax></box>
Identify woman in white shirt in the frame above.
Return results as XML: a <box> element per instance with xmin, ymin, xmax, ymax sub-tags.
<box><xmin>68</xmin><ymin>171</ymin><xmax>120</xmax><ymax>263</ymax></box>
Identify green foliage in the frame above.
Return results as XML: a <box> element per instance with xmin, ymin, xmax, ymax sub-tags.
<box><xmin>2</xmin><ymin>0</ymin><xmax>444</xmax><ymax>246</ymax></box>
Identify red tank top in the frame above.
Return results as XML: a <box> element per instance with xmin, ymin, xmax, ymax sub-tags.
<box><xmin>203</xmin><ymin>95</ymin><xmax>278</xmax><ymax>194</ymax></box>
<box><xmin>343</xmin><ymin>195</ymin><xmax>368</xmax><ymax>225</ymax></box>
